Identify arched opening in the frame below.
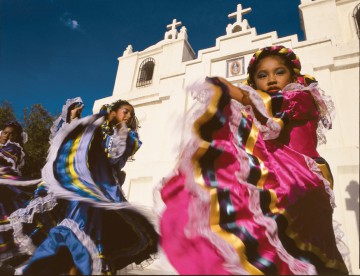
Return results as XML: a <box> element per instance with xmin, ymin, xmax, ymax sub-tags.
<box><xmin>136</xmin><ymin>58</ymin><xmax>155</xmax><ymax>88</ymax></box>
<box><xmin>232</xmin><ymin>25</ymin><xmax>242</xmax><ymax>33</ymax></box>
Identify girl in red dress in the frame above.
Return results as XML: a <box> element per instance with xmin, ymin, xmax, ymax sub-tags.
<box><xmin>159</xmin><ymin>45</ymin><xmax>349</xmax><ymax>275</ymax></box>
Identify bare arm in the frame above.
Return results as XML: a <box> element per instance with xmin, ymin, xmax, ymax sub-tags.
<box><xmin>214</xmin><ymin>77</ymin><xmax>268</xmax><ymax>124</ymax></box>
<box><xmin>213</xmin><ymin>77</ymin><xmax>251</xmax><ymax>105</ymax></box>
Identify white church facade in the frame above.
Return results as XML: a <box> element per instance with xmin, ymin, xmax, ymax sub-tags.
<box><xmin>94</xmin><ymin>0</ymin><xmax>360</xmax><ymax>274</ymax></box>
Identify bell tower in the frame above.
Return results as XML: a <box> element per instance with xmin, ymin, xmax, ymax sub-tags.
<box><xmin>300</xmin><ymin>0</ymin><xmax>360</xmax><ymax>43</ymax></box>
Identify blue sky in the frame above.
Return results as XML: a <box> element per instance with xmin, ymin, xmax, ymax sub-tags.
<box><xmin>0</xmin><ymin>0</ymin><xmax>303</xmax><ymax>119</ymax></box>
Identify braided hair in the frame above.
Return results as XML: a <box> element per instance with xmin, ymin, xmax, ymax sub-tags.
<box><xmin>246</xmin><ymin>45</ymin><xmax>316</xmax><ymax>88</ymax></box>
<box><xmin>246</xmin><ymin>45</ymin><xmax>334</xmax><ymax>138</ymax></box>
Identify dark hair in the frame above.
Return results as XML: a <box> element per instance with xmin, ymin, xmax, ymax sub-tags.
<box><xmin>246</xmin><ymin>45</ymin><xmax>301</xmax><ymax>88</ymax></box>
<box><xmin>110</xmin><ymin>100</ymin><xmax>133</xmax><ymax>113</ymax></box>
<box><xmin>248</xmin><ymin>53</ymin><xmax>296</xmax><ymax>88</ymax></box>
<box><xmin>110</xmin><ymin>100</ymin><xmax>139</xmax><ymax>131</ymax></box>
<box><xmin>2</xmin><ymin>121</ymin><xmax>24</xmax><ymax>146</ymax></box>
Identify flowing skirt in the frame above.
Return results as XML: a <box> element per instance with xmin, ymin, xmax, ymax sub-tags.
<box><xmin>0</xmin><ymin>167</ymin><xmax>41</xmax><ymax>265</ymax></box>
<box><xmin>10</xmin><ymin>113</ymin><xmax>159</xmax><ymax>275</ymax></box>
<box><xmin>159</xmin><ymin>78</ymin><xmax>349</xmax><ymax>275</ymax></box>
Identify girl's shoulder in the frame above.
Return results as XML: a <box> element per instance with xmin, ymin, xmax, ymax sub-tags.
<box><xmin>1</xmin><ymin>140</ymin><xmax>23</xmax><ymax>152</ymax></box>
<box><xmin>0</xmin><ymin>140</ymin><xmax>25</xmax><ymax>168</ymax></box>
<box><xmin>100</xmin><ymin>120</ymin><xmax>114</xmax><ymax>136</ymax></box>
<box><xmin>281</xmin><ymin>83</ymin><xmax>316</xmax><ymax>100</ymax></box>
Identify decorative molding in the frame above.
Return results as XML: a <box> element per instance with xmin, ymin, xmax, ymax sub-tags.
<box><xmin>226</xmin><ymin>57</ymin><xmax>245</xmax><ymax>77</ymax></box>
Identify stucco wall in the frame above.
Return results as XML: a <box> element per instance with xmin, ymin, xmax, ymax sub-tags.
<box><xmin>94</xmin><ymin>0</ymin><xmax>359</xmax><ymax>273</ymax></box>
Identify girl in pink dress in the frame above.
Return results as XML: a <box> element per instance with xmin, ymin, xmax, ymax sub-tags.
<box><xmin>159</xmin><ymin>45</ymin><xmax>348</xmax><ymax>275</ymax></box>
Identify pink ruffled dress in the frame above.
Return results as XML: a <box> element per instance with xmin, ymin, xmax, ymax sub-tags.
<box><xmin>159</xmin><ymin>77</ymin><xmax>348</xmax><ymax>275</ymax></box>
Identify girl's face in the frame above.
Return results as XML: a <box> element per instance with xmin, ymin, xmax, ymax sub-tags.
<box><xmin>0</xmin><ymin>126</ymin><xmax>16</xmax><ymax>144</ymax></box>
<box><xmin>114</xmin><ymin>104</ymin><xmax>134</xmax><ymax>127</ymax></box>
<box><xmin>253</xmin><ymin>55</ymin><xmax>294</xmax><ymax>93</ymax></box>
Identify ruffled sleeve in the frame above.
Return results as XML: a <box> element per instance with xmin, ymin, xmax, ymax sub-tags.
<box><xmin>281</xmin><ymin>91</ymin><xmax>320</xmax><ymax>121</ymax></box>
<box><xmin>101</xmin><ymin>122</ymin><xmax>142</xmax><ymax>170</ymax></box>
<box><xmin>49</xmin><ymin>117</ymin><xmax>65</xmax><ymax>142</ymax></box>
<box><xmin>276</xmin><ymin>90</ymin><xmax>321</xmax><ymax>156</ymax></box>
<box><xmin>0</xmin><ymin>141</ymin><xmax>25</xmax><ymax>173</ymax></box>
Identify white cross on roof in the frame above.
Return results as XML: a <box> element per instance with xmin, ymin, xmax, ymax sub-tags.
<box><xmin>167</xmin><ymin>19</ymin><xmax>182</xmax><ymax>31</ymax></box>
<box><xmin>228</xmin><ymin>4</ymin><xmax>251</xmax><ymax>23</ymax></box>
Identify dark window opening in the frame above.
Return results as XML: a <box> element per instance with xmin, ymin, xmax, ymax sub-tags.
<box><xmin>232</xmin><ymin>25</ymin><xmax>242</xmax><ymax>33</ymax></box>
<box><xmin>136</xmin><ymin>58</ymin><xmax>155</xmax><ymax>88</ymax></box>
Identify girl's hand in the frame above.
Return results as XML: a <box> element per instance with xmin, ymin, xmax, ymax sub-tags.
<box><xmin>70</xmin><ymin>104</ymin><xmax>84</xmax><ymax>121</ymax></box>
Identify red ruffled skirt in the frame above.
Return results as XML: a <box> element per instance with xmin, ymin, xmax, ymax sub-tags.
<box><xmin>159</xmin><ymin>78</ymin><xmax>348</xmax><ymax>275</ymax></box>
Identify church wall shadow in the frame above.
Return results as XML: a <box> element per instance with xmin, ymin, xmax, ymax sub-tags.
<box><xmin>345</xmin><ymin>180</ymin><xmax>359</xmax><ymax>235</ymax></box>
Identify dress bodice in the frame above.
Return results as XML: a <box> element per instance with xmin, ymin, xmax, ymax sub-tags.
<box><xmin>269</xmin><ymin>90</ymin><xmax>320</xmax><ymax>157</ymax></box>
<box><xmin>0</xmin><ymin>140</ymin><xmax>24</xmax><ymax>173</ymax></box>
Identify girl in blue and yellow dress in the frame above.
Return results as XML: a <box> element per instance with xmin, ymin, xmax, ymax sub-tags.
<box><xmin>0</xmin><ymin>121</ymin><xmax>41</xmax><ymax>269</ymax></box>
<box><xmin>12</xmin><ymin>99</ymin><xmax>158</xmax><ymax>275</ymax></box>
<box><xmin>8</xmin><ymin>97</ymin><xmax>86</xmax><ymax>268</ymax></box>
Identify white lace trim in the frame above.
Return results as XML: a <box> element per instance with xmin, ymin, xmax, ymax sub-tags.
<box><xmin>188</xmin><ymin>78</ymin><xmax>283</xmax><ymax>142</ymax></box>
<box><xmin>43</xmin><ymin>113</ymin><xmax>160</xmax><ymax>223</ymax></box>
<box><xmin>14</xmin><ymin>263</ymin><xmax>27</xmax><ymax>275</ymax></box>
<box><xmin>187</xmin><ymin>79</ymin><xmax>214</xmax><ymax>106</ymax></box>
<box><xmin>8</xmin><ymin>193</ymin><xmax>58</xmax><ymax>254</ymax></box>
<box><xmin>49</xmin><ymin>97</ymin><xmax>83</xmax><ymax>143</ymax></box>
<box><xmin>0</xmin><ymin>128</ymin><xmax>28</xmax><ymax>147</ymax></box>
<box><xmin>0</xmin><ymin>177</ymin><xmax>42</xmax><ymax>187</ymax></box>
<box><xmin>247</xmin><ymin>187</ymin><xmax>317</xmax><ymax>274</ymax></box>
<box><xmin>108</xmin><ymin>122</ymin><xmax>128</xmax><ymax>165</ymax></box>
<box><xmin>282</xmin><ymin>82</ymin><xmax>335</xmax><ymax>146</ymax></box>
<box><xmin>0</xmin><ymin>224</ymin><xmax>13</xmax><ymax>232</ymax></box>
<box><xmin>59</xmin><ymin>218</ymin><xmax>101</xmax><ymax>275</ymax></box>
<box><xmin>178</xmin><ymin>95</ymin><xmax>251</xmax><ymax>274</ymax></box>
<box><xmin>0</xmin><ymin>139</ymin><xmax>25</xmax><ymax>173</ymax></box>
<box><xmin>231</xmin><ymin>100</ymin><xmax>317</xmax><ymax>274</ymax></box>
<box><xmin>304</xmin><ymin>155</ymin><xmax>336</xmax><ymax>208</ymax></box>
<box><xmin>237</xmin><ymin>100</ymin><xmax>282</xmax><ymax>141</ymax></box>
<box><xmin>41</xmin><ymin>112</ymin><xmax>159</xmax><ymax>273</ymax></box>
<box><xmin>236</xmin><ymin>81</ymin><xmax>334</xmax><ymax>145</ymax></box>
<box><xmin>236</xmin><ymin>82</ymin><xmax>269</xmax><ymax>118</ymax></box>
<box><xmin>43</xmin><ymin>114</ymin><xmax>118</xmax><ymax>204</ymax></box>
<box><xmin>182</xmin><ymin>157</ymin><xmax>250</xmax><ymax>275</ymax></box>
<box><xmin>117</xmin><ymin>248</ymin><xmax>178</xmax><ymax>275</ymax></box>
<box><xmin>49</xmin><ymin>117</ymin><xmax>66</xmax><ymax>143</ymax></box>
<box><xmin>122</xmin><ymin>253</ymin><xmax>159</xmax><ymax>271</ymax></box>
<box><xmin>158</xmin><ymin>82</ymin><xmax>318</xmax><ymax>274</ymax></box>
<box><xmin>0</xmin><ymin>152</ymin><xmax>17</xmax><ymax>172</ymax></box>
<box><xmin>333</xmin><ymin>220</ymin><xmax>352</xmax><ymax>274</ymax></box>
<box><xmin>153</xmin><ymin>83</ymin><xmax>249</xmax><ymax>274</ymax></box>
<box><xmin>60</xmin><ymin>97</ymin><xmax>84</xmax><ymax>122</ymax></box>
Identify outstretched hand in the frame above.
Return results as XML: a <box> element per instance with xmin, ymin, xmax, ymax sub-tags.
<box><xmin>70</xmin><ymin>104</ymin><xmax>84</xmax><ymax>121</ymax></box>
<box><xmin>210</xmin><ymin>77</ymin><xmax>268</xmax><ymax>125</ymax></box>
